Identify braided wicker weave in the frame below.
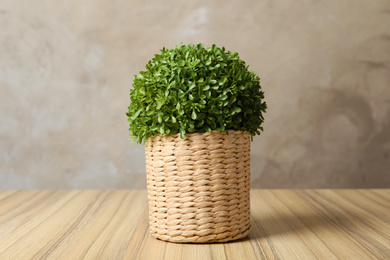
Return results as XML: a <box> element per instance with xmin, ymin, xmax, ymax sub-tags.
<box><xmin>145</xmin><ymin>130</ymin><xmax>251</xmax><ymax>243</ymax></box>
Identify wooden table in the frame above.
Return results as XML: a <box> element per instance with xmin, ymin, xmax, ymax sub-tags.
<box><xmin>0</xmin><ymin>190</ymin><xmax>389</xmax><ymax>259</ymax></box>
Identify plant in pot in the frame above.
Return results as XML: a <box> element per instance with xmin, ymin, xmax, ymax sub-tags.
<box><xmin>127</xmin><ymin>43</ymin><xmax>266</xmax><ymax>243</ymax></box>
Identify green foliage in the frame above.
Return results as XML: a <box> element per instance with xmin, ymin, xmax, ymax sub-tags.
<box><xmin>127</xmin><ymin>43</ymin><xmax>267</xmax><ymax>144</ymax></box>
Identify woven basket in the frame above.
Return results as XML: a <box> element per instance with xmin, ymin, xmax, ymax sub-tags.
<box><xmin>145</xmin><ymin>130</ymin><xmax>251</xmax><ymax>243</ymax></box>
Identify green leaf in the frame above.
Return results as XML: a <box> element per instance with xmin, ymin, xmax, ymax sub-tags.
<box><xmin>180</xmin><ymin>129</ymin><xmax>186</xmax><ymax>139</ymax></box>
<box><xmin>230</xmin><ymin>107</ymin><xmax>241</xmax><ymax>115</ymax></box>
<box><xmin>178</xmin><ymin>108</ymin><xmax>184</xmax><ymax>115</ymax></box>
<box><xmin>192</xmin><ymin>110</ymin><xmax>197</xmax><ymax>120</ymax></box>
<box><xmin>131</xmin><ymin>109</ymin><xmax>142</xmax><ymax>120</ymax></box>
<box><xmin>189</xmin><ymin>82</ymin><xmax>196</xmax><ymax>91</ymax></box>
<box><xmin>220</xmin><ymin>94</ymin><xmax>228</xmax><ymax>100</ymax></box>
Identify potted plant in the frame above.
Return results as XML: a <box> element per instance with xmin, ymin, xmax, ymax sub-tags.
<box><xmin>127</xmin><ymin>43</ymin><xmax>266</xmax><ymax>243</ymax></box>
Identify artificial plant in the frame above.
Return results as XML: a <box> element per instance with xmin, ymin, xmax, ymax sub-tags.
<box><xmin>127</xmin><ymin>43</ymin><xmax>267</xmax><ymax>144</ymax></box>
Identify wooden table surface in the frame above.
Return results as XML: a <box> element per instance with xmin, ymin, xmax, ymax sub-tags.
<box><xmin>0</xmin><ymin>190</ymin><xmax>389</xmax><ymax>260</ymax></box>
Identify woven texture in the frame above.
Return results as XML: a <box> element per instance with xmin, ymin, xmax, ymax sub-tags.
<box><xmin>145</xmin><ymin>130</ymin><xmax>251</xmax><ymax>243</ymax></box>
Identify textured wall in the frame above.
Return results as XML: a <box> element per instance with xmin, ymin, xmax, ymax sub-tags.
<box><xmin>1</xmin><ymin>0</ymin><xmax>389</xmax><ymax>189</ymax></box>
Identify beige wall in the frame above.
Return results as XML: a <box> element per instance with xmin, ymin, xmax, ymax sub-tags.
<box><xmin>1</xmin><ymin>0</ymin><xmax>389</xmax><ymax>189</ymax></box>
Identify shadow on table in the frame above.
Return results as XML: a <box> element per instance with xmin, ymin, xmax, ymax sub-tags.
<box><xmin>194</xmin><ymin>211</ymin><xmax>352</xmax><ymax>245</ymax></box>
<box><xmin>245</xmin><ymin>211</ymin><xmax>351</xmax><ymax>241</ymax></box>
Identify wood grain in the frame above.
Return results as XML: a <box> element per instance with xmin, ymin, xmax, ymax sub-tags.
<box><xmin>0</xmin><ymin>190</ymin><xmax>389</xmax><ymax>259</ymax></box>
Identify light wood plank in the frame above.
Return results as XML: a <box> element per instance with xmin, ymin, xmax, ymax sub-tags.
<box><xmin>0</xmin><ymin>190</ymin><xmax>389</xmax><ymax>259</ymax></box>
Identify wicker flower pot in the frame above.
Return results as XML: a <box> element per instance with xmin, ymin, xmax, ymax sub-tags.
<box><xmin>145</xmin><ymin>130</ymin><xmax>251</xmax><ymax>243</ymax></box>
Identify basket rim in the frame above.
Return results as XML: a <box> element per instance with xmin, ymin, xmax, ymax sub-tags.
<box><xmin>147</xmin><ymin>130</ymin><xmax>250</xmax><ymax>140</ymax></box>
